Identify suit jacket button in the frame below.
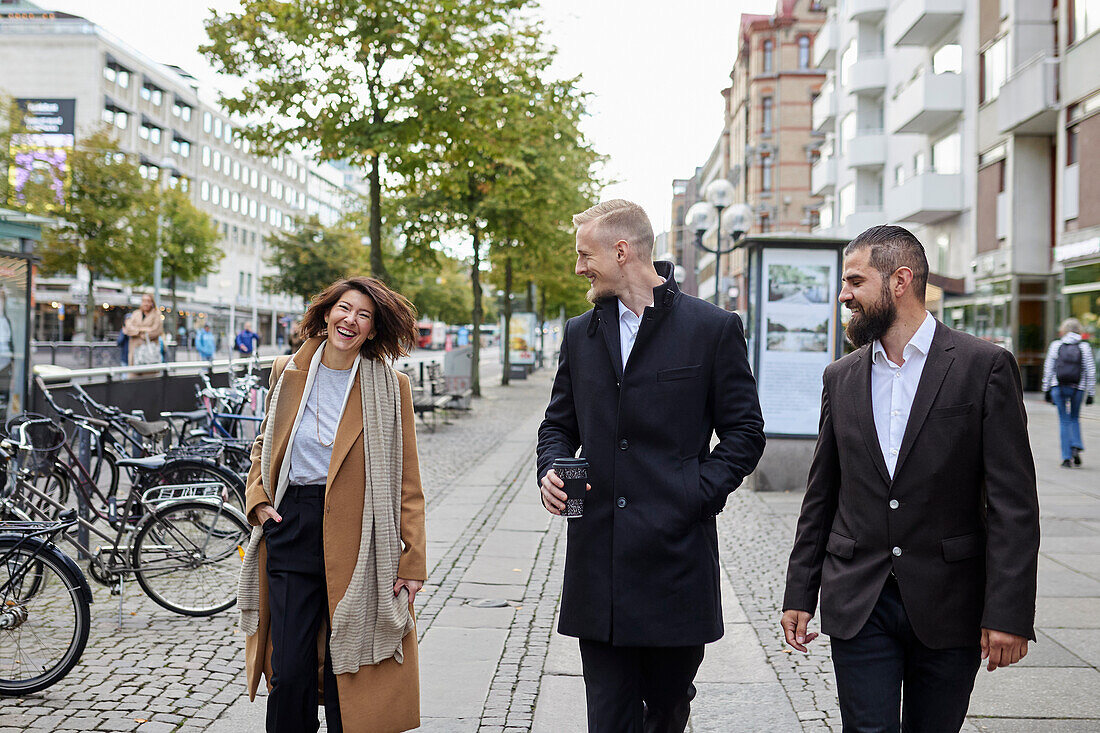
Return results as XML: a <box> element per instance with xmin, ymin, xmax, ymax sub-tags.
<box><xmin>889</xmin><ymin>499</ymin><xmax>899</xmax><ymax>510</ymax></box>
<box><xmin>892</xmin><ymin>546</ymin><xmax>902</xmax><ymax>557</ymax></box>
<box><xmin>618</xmin><ymin>439</ymin><xmax>629</xmax><ymax>451</ymax></box>
<box><xmin>617</xmin><ymin>497</ymin><xmax>627</xmax><ymax>508</ymax></box>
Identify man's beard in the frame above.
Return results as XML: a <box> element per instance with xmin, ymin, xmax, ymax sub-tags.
<box><xmin>585</xmin><ymin>281</ymin><xmax>616</xmax><ymax>304</ymax></box>
<box><xmin>844</xmin><ymin>286</ymin><xmax>896</xmax><ymax>348</ymax></box>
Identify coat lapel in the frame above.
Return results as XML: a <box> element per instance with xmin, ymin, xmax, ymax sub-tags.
<box><xmin>268</xmin><ymin>339</ymin><xmax>323</xmax><ymax>482</ymax></box>
<box><xmin>851</xmin><ymin>347</ymin><xmax>892</xmax><ymax>485</ymax></box>
<box><xmin>892</xmin><ymin>322</ymin><xmax>955</xmax><ymax>480</ymax></box>
<box><xmin>326</xmin><ymin>375</ymin><xmax>364</xmax><ymax>488</ymax></box>
<box><xmin>594</xmin><ymin>301</ymin><xmax>624</xmax><ymax>381</ymax></box>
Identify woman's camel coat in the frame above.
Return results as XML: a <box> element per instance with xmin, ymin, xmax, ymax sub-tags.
<box><xmin>242</xmin><ymin>337</ymin><xmax>427</xmax><ymax>733</ymax></box>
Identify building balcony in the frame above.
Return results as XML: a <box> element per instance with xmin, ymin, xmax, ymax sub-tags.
<box><xmin>889</xmin><ymin>0</ymin><xmax>965</xmax><ymax>47</ymax></box>
<box><xmin>848</xmin><ymin>130</ymin><xmax>885</xmax><ymax>168</ymax></box>
<box><xmin>997</xmin><ymin>53</ymin><xmax>1059</xmax><ymax>135</ymax></box>
<box><xmin>849</xmin><ymin>55</ymin><xmax>886</xmax><ymax>96</ymax></box>
<box><xmin>885</xmin><ymin>172</ymin><xmax>964</xmax><ymax>224</ymax></box>
<box><xmin>811</xmin><ymin>156</ymin><xmax>837</xmax><ymax>196</ymax></box>
<box><xmin>889</xmin><ymin>71</ymin><xmax>963</xmax><ymax>134</ymax></box>
<box><xmin>814</xmin><ymin>16</ymin><xmax>838</xmax><ymax>69</ymax></box>
<box><xmin>840</xmin><ymin>208</ymin><xmax>887</xmax><ymax>237</ymax></box>
<box><xmin>812</xmin><ymin>83</ymin><xmax>837</xmax><ymax>133</ymax></box>
<box><xmin>850</xmin><ymin>0</ymin><xmax>888</xmax><ymax>23</ymax></box>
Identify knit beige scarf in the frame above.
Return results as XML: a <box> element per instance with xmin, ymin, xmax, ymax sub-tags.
<box><xmin>237</xmin><ymin>349</ymin><xmax>413</xmax><ymax>673</ymax></box>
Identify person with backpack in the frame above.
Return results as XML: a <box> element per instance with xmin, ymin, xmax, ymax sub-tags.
<box><xmin>1042</xmin><ymin>318</ymin><xmax>1096</xmax><ymax>468</ymax></box>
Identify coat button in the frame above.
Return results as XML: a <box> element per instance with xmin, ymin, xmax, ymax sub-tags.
<box><xmin>889</xmin><ymin>500</ymin><xmax>899</xmax><ymax>510</ymax></box>
<box><xmin>618</xmin><ymin>439</ymin><xmax>629</xmax><ymax>451</ymax></box>
<box><xmin>617</xmin><ymin>497</ymin><xmax>627</xmax><ymax>508</ymax></box>
<box><xmin>892</xmin><ymin>546</ymin><xmax>902</xmax><ymax>557</ymax></box>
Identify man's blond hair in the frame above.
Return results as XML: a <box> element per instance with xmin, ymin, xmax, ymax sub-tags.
<box><xmin>572</xmin><ymin>199</ymin><xmax>654</xmax><ymax>257</ymax></box>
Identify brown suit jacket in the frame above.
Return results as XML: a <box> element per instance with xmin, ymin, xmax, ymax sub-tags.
<box><xmin>783</xmin><ymin>321</ymin><xmax>1039</xmax><ymax>648</ymax></box>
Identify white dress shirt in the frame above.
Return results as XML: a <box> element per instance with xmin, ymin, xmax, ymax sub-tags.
<box><xmin>871</xmin><ymin>311</ymin><xmax>936</xmax><ymax>478</ymax></box>
<box><xmin>617</xmin><ymin>298</ymin><xmax>649</xmax><ymax>370</ymax></box>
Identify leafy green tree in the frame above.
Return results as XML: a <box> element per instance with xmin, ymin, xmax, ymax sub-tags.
<box><xmin>36</xmin><ymin>128</ymin><xmax>155</xmax><ymax>341</ymax></box>
<box><xmin>201</xmin><ymin>0</ymin><xmax>530</xmax><ymax>283</ymax></box>
<box><xmin>262</xmin><ymin>215</ymin><xmax>368</xmax><ymax>302</ymax></box>
<box><xmin>155</xmin><ymin>187</ymin><xmax>223</xmax><ymax>334</ymax></box>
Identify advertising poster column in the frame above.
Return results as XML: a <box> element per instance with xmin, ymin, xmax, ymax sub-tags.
<box><xmin>756</xmin><ymin>248</ymin><xmax>839</xmax><ymax>437</ymax></box>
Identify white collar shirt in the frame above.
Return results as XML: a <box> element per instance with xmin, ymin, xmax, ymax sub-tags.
<box><xmin>870</xmin><ymin>311</ymin><xmax>937</xmax><ymax>478</ymax></box>
<box><xmin>617</xmin><ymin>298</ymin><xmax>649</xmax><ymax>370</ymax></box>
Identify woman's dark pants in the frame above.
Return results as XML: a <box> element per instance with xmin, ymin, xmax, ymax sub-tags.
<box><xmin>265</xmin><ymin>484</ymin><xmax>343</xmax><ymax>733</ymax></box>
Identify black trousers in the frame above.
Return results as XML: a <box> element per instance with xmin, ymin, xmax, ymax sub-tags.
<box><xmin>265</xmin><ymin>484</ymin><xmax>342</xmax><ymax>733</ymax></box>
<box><xmin>578</xmin><ymin>639</ymin><xmax>704</xmax><ymax>733</ymax></box>
<box><xmin>831</xmin><ymin>577</ymin><xmax>981</xmax><ymax>733</ymax></box>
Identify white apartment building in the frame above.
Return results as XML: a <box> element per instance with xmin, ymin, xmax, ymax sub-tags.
<box><xmin>0</xmin><ymin>0</ymin><xmax>359</xmax><ymax>345</ymax></box>
<box><xmin>811</xmin><ymin>0</ymin><xmax>976</xmax><ymax>298</ymax></box>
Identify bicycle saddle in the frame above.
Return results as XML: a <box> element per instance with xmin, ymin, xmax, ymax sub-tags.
<box><xmin>114</xmin><ymin>455</ymin><xmax>167</xmax><ymax>470</ymax></box>
<box><xmin>161</xmin><ymin>409</ymin><xmax>207</xmax><ymax>421</ymax></box>
<box><xmin>124</xmin><ymin>416</ymin><xmax>170</xmax><ymax>437</ymax></box>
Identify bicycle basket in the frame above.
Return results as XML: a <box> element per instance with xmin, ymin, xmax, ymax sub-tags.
<box><xmin>164</xmin><ymin>443</ymin><xmax>224</xmax><ymax>462</ymax></box>
<box><xmin>7</xmin><ymin>416</ymin><xmax>65</xmax><ymax>479</ymax></box>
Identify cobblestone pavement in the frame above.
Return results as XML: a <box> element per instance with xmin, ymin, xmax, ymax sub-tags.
<box><xmin>6</xmin><ymin>359</ymin><xmax>1098</xmax><ymax>732</ymax></box>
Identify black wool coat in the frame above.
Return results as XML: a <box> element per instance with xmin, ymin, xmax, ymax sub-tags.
<box><xmin>537</xmin><ymin>262</ymin><xmax>766</xmax><ymax>646</ymax></box>
<box><xmin>783</xmin><ymin>322</ymin><xmax>1040</xmax><ymax>648</ymax></box>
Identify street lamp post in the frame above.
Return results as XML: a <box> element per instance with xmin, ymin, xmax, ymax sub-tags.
<box><xmin>685</xmin><ymin>179</ymin><xmax>753</xmax><ymax>309</ymax></box>
<box><xmin>153</xmin><ymin>156</ymin><xmax>175</xmax><ymax>311</ymax></box>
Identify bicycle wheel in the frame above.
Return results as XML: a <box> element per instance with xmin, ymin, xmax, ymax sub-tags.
<box><xmin>221</xmin><ymin>443</ymin><xmax>253</xmax><ymax>478</ymax></box>
<box><xmin>0</xmin><ymin>537</ymin><xmax>90</xmax><ymax>695</ymax></box>
<box><xmin>131</xmin><ymin>500</ymin><xmax>249</xmax><ymax>616</ymax></box>
<box><xmin>150</xmin><ymin>460</ymin><xmax>246</xmax><ymax>516</ymax></box>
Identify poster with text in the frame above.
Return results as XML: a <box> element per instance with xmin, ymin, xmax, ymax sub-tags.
<box><xmin>757</xmin><ymin>248</ymin><xmax>838</xmax><ymax>436</ymax></box>
<box><xmin>10</xmin><ymin>99</ymin><xmax>76</xmax><ymax>207</ymax></box>
<box><xmin>508</xmin><ymin>312</ymin><xmax>537</xmax><ymax>365</ymax></box>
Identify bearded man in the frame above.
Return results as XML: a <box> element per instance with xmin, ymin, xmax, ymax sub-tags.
<box><xmin>537</xmin><ymin>199</ymin><xmax>765</xmax><ymax>732</ymax></box>
<box><xmin>780</xmin><ymin>225</ymin><xmax>1040</xmax><ymax>732</ymax></box>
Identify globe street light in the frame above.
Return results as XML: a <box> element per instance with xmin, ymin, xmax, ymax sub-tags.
<box><xmin>686</xmin><ymin>178</ymin><xmax>753</xmax><ymax>308</ymax></box>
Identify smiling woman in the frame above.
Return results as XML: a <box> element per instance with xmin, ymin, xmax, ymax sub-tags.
<box><xmin>237</xmin><ymin>275</ymin><xmax>426</xmax><ymax>733</ymax></box>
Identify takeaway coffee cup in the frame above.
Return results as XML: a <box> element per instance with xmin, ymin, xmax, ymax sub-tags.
<box><xmin>553</xmin><ymin>457</ymin><xmax>588</xmax><ymax>518</ymax></box>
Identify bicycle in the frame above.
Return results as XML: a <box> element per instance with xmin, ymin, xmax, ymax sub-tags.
<box><xmin>0</xmin><ymin>417</ymin><xmax>249</xmax><ymax>617</ymax></box>
<box><xmin>0</xmin><ymin>509</ymin><xmax>92</xmax><ymax>695</ymax></box>
<box><xmin>35</xmin><ymin>381</ymin><xmax>248</xmax><ymax>519</ymax></box>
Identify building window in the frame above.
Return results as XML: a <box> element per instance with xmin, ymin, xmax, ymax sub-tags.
<box><xmin>170</xmin><ymin>137</ymin><xmax>191</xmax><ymax>158</ymax></box>
<box><xmin>169</xmin><ymin>175</ymin><xmax>188</xmax><ymax>192</ymax></box>
<box><xmin>250</xmin><ymin>199</ymin><xmax>258</xmax><ymax>218</ymax></box>
<box><xmin>913</xmin><ymin>150</ymin><xmax>927</xmax><ymax>176</ymax></box>
<box><xmin>233</xmin><ymin>161</ymin><xmax>240</xmax><ymax>180</ymax></box>
<box><xmin>224</xmin><ymin>124</ymin><xmax>232</xmax><ymax>144</ymax></box>
<box><xmin>104</xmin><ymin>62</ymin><xmax>131</xmax><ymax>88</ymax></box>
<box><xmin>894</xmin><ymin>164</ymin><xmax>905</xmax><ymax>187</ymax></box>
<box><xmin>101</xmin><ymin>105</ymin><xmax>128</xmax><ymax>130</ymax></box>
<box><xmin>931</xmin><ymin>132</ymin><xmax>960</xmax><ymax>174</ymax></box>
<box><xmin>980</xmin><ymin>36</ymin><xmax>1008</xmax><ymax>104</ymax></box>
<box><xmin>172</xmin><ymin>101</ymin><xmax>192</xmax><ymax>121</ymax></box>
<box><xmin>212</xmin><ymin>184</ymin><xmax>220</xmax><ymax>205</ymax></box>
<box><xmin>203</xmin><ymin>111</ymin><xmax>212</xmax><ymax>133</ymax></box>
<box><xmin>251</xmin><ymin>169</ymin><xmax>259</xmax><ymax>188</ymax></box>
<box><xmin>138</xmin><ymin>164</ymin><xmax>160</xmax><ymax>181</ymax></box>
<box><xmin>139</xmin><ymin>124</ymin><xmax>162</xmax><ymax>145</ymax></box>
<box><xmin>260</xmin><ymin>204</ymin><xmax>268</xmax><ymax>222</ymax></box>
<box><xmin>839</xmin><ymin>113</ymin><xmax>855</xmax><ymax>155</ymax></box>
<box><xmin>933</xmin><ymin>43</ymin><xmax>962</xmax><ymax>75</ymax></box>
<box><xmin>201</xmin><ymin>145</ymin><xmax>211</xmax><ymax>167</ymax></box>
<box><xmin>840</xmin><ymin>41</ymin><xmax>856</xmax><ymax>86</ymax></box>
<box><xmin>232</xmin><ymin>192</ymin><xmax>240</xmax><ymax>213</ymax></box>
<box><xmin>212</xmin><ymin>150</ymin><xmax>221</xmax><ymax>171</ymax></box>
<box><xmin>261</xmin><ymin>175</ymin><xmax>269</xmax><ymax>193</ymax></box>
<box><xmin>763</xmin><ymin>40</ymin><xmax>774</xmax><ymax>73</ymax></box>
<box><xmin>201</xmin><ymin>180</ymin><xmax>210</xmax><ymax>201</ymax></box>
<box><xmin>1067</xmin><ymin>125</ymin><xmax>1079</xmax><ymax>165</ymax></box>
<box><xmin>760</xmin><ymin>214</ymin><xmax>772</xmax><ymax>232</ymax></box>
<box><xmin>798</xmin><ymin>36</ymin><xmax>811</xmax><ymax>69</ymax></box>
<box><xmin>838</xmin><ymin>184</ymin><xmax>854</xmax><ymax>223</ymax></box>
<box><xmin>140</xmin><ymin>84</ymin><xmax>163</xmax><ymax>106</ymax></box>
<box><xmin>1072</xmin><ymin>0</ymin><xmax>1100</xmax><ymax>43</ymax></box>
<box><xmin>762</xmin><ymin>96</ymin><xmax>773</xmax><ymax>135</ymax></box>
<box><xmin>214</xmin><ymin>118</ymin><xmax>222</xmax><ymax>138</ymax></box>
<box><xmin>761</xmin><ymin>154</ymin><xmax>773</xmax><ymax>191</ymax></box>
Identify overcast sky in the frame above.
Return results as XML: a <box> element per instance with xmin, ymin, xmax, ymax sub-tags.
<box><xmin>46</xmin><ymin>0</ymin><xmax>776</xmax><ymax>232</ymax></box>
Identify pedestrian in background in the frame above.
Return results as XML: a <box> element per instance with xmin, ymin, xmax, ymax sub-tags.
<box><xmin>116</xmin><ymin>328</ymin><xmax>129</xmax><ymax>366</ymax></box>
<box><xmin>782</xmin><ymin>226</ymin><xmax>1040</xmax><ymax>733</ymax></box>
<box><xmin>237</xmin><ymin>277</ymin><xmax>426</xmax><ymax>733</ymax></box>
<box><xmin>1042</xmin><ymin>317</ymin><xmax>1096</xmax><ymax>468</ymax></box>
<box><xmin>235</xmin><ymin>321</ymin><xmax>259</xmax><ymax>356</ymax></box>
<box><xmin>537</xmin><ymin>200</ymin><xmax>765</xmax><ymax>732</ymax></box>
<box><xmin>195</xmin><ymin>324</ymin><xmax>216</xmax><ymax>361</ymax></box>
<box><xmin>123</xmin><ymin>293</ymin><xmax>163</xmax><ymax>366</ymax></box>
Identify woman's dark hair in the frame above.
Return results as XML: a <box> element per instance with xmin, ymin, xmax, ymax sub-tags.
<box><xmin>299</xmin><ymin>277</ymin><xmax>419</xmax><ymax>361</ymax></box>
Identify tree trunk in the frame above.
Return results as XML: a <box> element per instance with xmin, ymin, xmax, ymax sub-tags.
<box><xmin>470</xmin><ymin>222</ymin><xmax>482</xmax><ymax>398</ymax></box>
<box><xmin>170</xmin><ymin>271</ymin><xmax>179</xmax><ymax>359</ymax></box>
<box><xmin>538</xmin><ymin>288</ymin><xmax>546</xmax><ymax>369</ymax></box>
<box><xmin>525</xmin><ymin>280</ymin><xmax>534</xmax><ymax>312</ymax></box>
<box><xmin>368</xmin><ymin>153</ymin><xmax>389</xmax><ymax>282</ymax></box>
<box><xmin>502</xmin><ymin>256</ymin><xmax>513</xmax><ymax>386</ymax></box>
<box><xmin>84</xmin><ymin>269</ymin><xmax>95</xmax><ymax>344</ymax></box>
